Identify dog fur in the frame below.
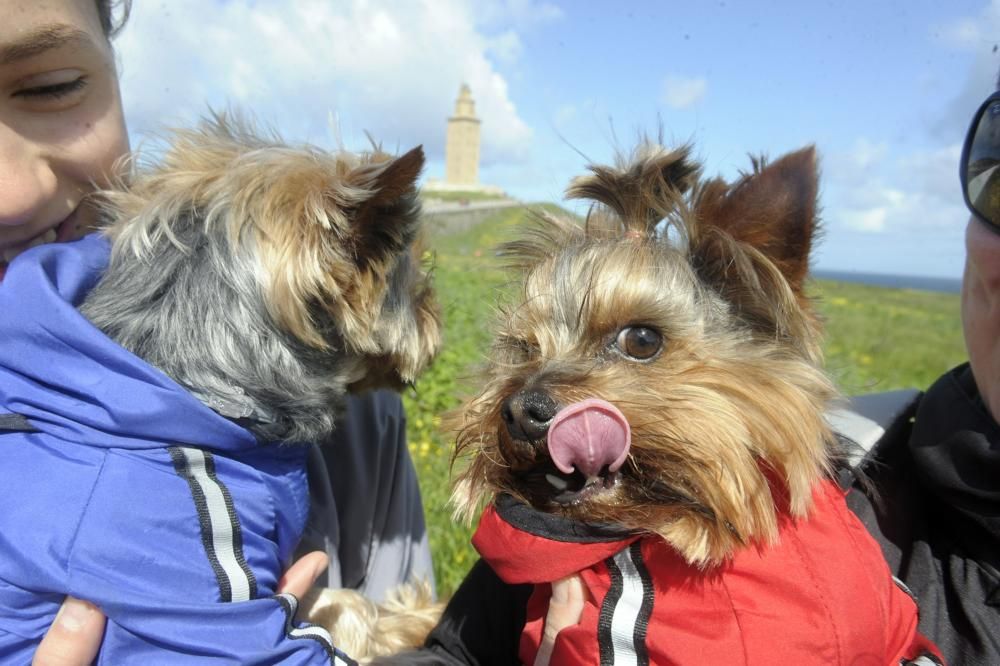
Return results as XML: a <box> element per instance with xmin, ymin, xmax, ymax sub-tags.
<box><xmin>80</xmin><ymin>114</ymin><xmax>443</xmax><ymax>659</ymax></box>
<box><xmin>82</xmin><ymin>114</ymin><xmax>441</xmax><ymax>443</ymax></box>
<box><xmin>300</xmin><ymin>581</ymin><xmax>443</xmax><ymax>659</ymax></box>
<box><xmin>449</xmin><ymin>142</ymin><xmax>838</xmax><ymax>567</ymax></box>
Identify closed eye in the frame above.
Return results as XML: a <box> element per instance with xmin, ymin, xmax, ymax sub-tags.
<box><xmin>13</xmin><ymin>76</ymin><xmax>87</xmax><ymax>100</ymax></box>
<box><xmin>500</xmin><ymin>336</ymin><xmax>538</xmax><ymax>362</ymax></box>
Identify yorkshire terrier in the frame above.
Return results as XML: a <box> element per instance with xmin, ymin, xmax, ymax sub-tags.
<box><xmin>0</xmin><ymin>115</ymin><xmax>440</xmax><ymax>663</ymax></box>
<box><xmin>442</xmin><ymin>144</ymin><xmax>942</xmax><ymax>664</ymax></box>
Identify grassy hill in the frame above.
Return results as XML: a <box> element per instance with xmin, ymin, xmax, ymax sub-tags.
<box><xmin>404</xmin><ymin>205</ymin><xmax>967</xmax><ymax>595</ymax></box>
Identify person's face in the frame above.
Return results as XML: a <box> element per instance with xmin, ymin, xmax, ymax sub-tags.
<box><xmin>962</xmin><ymin>216</ymin><xmax>1000</xmax><ymax>422</ymax></box>
<box><xmin>0</xmin><ymin>0</ymin><xmax>129</xmax><ymax>281</ymax></box>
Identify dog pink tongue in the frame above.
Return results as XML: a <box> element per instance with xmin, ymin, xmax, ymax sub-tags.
<box><xmin>547</xmin><ymin>399</ymin><xmax>631</xmax><ymax>477</ymax></box>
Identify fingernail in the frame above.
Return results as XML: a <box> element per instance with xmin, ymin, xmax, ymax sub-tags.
<box><xmin>55</xmin><ymin>598</ymin><xmax>95</xmax><ymax>632</ymax></box>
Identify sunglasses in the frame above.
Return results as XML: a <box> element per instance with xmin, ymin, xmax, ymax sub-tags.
<box><xmin>961</xmin><ymin>90</ymin><xmax>1000</xmax><ymax>232</ymax></box>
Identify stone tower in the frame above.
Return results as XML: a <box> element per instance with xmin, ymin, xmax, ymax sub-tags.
<box><xmin>445</xmin><ymin>84</ymin><xmax>481</xmax><ymax>187</ymax></box>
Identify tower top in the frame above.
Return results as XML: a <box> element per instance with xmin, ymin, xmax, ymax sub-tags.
<box><xmin>452</xmin><ymin>83</ymin><xmax>477</xmax><ymax>120</ymax></box>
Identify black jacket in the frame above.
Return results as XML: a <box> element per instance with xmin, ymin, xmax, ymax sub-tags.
<box><xmin>384</xmin><ymin>365</ymin><xmax>1000</xmax><ymax>666</ymax></box>
<box><xmin>848</xmin><ymin>363</ymin><xmax>1000</xmax><ymax>666</ymax></box>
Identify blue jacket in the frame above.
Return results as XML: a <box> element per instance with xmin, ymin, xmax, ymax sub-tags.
<box><xmin>0</xmin><ymin>235</ymin><xmax>353</xmax><ymax>665</ymax></box>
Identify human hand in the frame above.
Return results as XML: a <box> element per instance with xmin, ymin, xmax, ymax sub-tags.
<box><xmin>533</xmin><ymin>574</ymin><xmax>586</xmax><ymax>666</ymax></box>
<box><xmin>31</xmin><ymin>550</ymin><xmax>330</xmax><ymax>665</ymax></box>
<box><xmin>32</xmin><ymin>597</ymin><xmax>105</xmax><ymax>666</ymax></box>
<box><xmin>276</xmin><ymin>550</ymin><xmax>330</xmax><ymax>599</ymax></box>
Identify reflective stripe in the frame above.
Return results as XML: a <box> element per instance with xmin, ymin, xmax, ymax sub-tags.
<box><xmin>904</xmin><ymin>656</ymin><xmax>943</xmax><ymax>666</ymax></box>
<box><xmin>892</xmin><ymin>575</ymin><xmax>917</xmax><ymax>603</ymax></box>
<box><xmin>169</xmin><ymin>446</ymin><xmax>256</xmax><ymax>602</ymax></box>
<box><xmin>276</xmin><ymin>593</ymin><xmax>355</xmax><ymax>666</ymax></box>
<box><xmin>600</xmin><ymin>542</ymin><xmax>653</xmax><ymax>666</ymax></box>
<box><xmin>826</xmin><ymin>407</ymin><xmax>885</xmax><ymax>466</ymax></box>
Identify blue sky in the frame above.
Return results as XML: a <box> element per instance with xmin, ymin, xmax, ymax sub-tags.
<box><xmin>117</xmin><ymin>1</ymin><xmax>1000</xmax><ymax>278</ymax></box>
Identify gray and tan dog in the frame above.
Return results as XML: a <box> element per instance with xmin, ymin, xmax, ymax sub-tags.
<box><xmin>82</xmin><ymin>114</ymin><xmax>443</xmax><ymax>660</ymax></box>
<box><xmin>84</xmin><ymin>116</ymin><xmax>440</xmax><ymax>443</ymax></box>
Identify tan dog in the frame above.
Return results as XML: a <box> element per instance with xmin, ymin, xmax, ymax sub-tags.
<box><xmin>432</xmin><ymin>144</ymin><xmax>942</xmax><ymax>665</ymax></box>
<box><xmin>75</xmin><ymin>114</ymin><xmax>443</xmax><ymax>661</ymax></box>
<box><xmin>452</xmin><ymin>145</ymin><xmax>832</xmax><ymax>564</ymax></box>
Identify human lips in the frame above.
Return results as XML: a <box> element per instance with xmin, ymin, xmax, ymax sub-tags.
<box><xmin>0</xmin><ymin>209</ymin><xmax>82</xmax><ymax>281</ymax></box>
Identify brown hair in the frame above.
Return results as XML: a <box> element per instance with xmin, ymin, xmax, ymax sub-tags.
<box><xmin>95</xmin><ymin>0</ymin><xmax>132</xmax><ymax>38</ymax></box>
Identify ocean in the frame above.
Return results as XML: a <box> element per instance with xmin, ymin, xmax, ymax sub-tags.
<box><xmin>812</xmin><ymin>270</ymin><xmax>962</xmax><ymax>294</ymax></box>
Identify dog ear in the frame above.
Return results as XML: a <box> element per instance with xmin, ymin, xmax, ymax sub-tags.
<box><xmin>690</xmin><ymin>147</ymin><xmax>821</xmax><ymax>355</ymax></box>
<box><xmin>692</xmin><ymin>146</ymin><xmax>818</xmax><ymax>296</ymax></box>
<box><xmin>348</xmin><ymin>146</ymin><xmax>425</xmax><ymax>269</ymax></box>
<box><xmin>567</xmin><ymin>144</ymin><xmax>700</xmax><ymax>237</ymax></box>
<box><xmin>363</xmin><ymin>145</ymin><xmax>425</xmax><ymax>208</ymax></box>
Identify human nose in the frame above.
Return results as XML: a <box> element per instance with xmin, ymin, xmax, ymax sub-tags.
<box><xmin>0</xmin><ymin>123</ymin><xmax>57</xmax><ymax>228</ymax></box>
<box><xmin>965</xmin><ymin>216</ymin><xmax>1000</xmax><ymax>287</ymax></box>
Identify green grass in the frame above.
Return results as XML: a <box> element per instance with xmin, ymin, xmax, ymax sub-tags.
<box><xmin>403</xmin><ymin>206</ymin><xmax>967</xmax><ymax>596</ymax></box>
<box><xmin>812</xmin><ymin>280</ymin><xmax>966</xmax><ymax>394</ymax></box>
<box><xmin>401</xmin><ymin>207</ymin><xmax>522</xmax><ymax>595</ymax></box>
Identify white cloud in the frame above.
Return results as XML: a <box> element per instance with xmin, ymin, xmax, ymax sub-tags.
<box><xmin>933</xmin><ymin>0</ymin><xmax>1000</xmax><ymax>141</ymax></box>
<box><xmin>842</xmin><ymin>207</ymin><xmax>888</xmax><ymax>232</ymax></box>
<box><xmin>898</xmin><ymin>143</ymin><xmax>963</xmax><ymax>202</ymax></box>
<box><xmin>936</xmin><ymin>1</ymin><xmax>1000</xmax><ymax>51</ymax></box>
<box><xmin>116</xmin><ymin>0</ymin><xmax>548</xmax><ymax>166</ymax></box>
<box><xmin>487</xmin><ymin>30</ymin><xmax>523</xmax><ymax>63</ymax></box>
<box><xmin>826</xmin><ymin>141</ymin><xmax>967</xmax><ymax>235</ymax></box>
<box><xmin>661</xmin><ymin>75</ymin><xmax>707</xmax><ymax>110</ymax></box>
<box><xmin>824</xmin><ymin>137</ymin><xmax>889</xmax><ymax>189</ymax></box>
<box><xmin>848</xmin><ymin>138</ymin><xmax>888</xmax><ymax>171</ymax></box>
<box><xmin>475</xmin><ymin>0</ymin><xmax>564</xmax><ymax>30</ymax></box>
<box><xmin>938</xmin><ymin>17</ymin><xmax>984</xmax><ymax>50</ymax></box>
<box><xmin>832</xmin><ymin>183</ymin><xmax>966</xmax><ymax>234</ymax></box>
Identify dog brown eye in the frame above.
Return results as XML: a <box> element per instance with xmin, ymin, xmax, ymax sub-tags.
<box><xmin>615</xmin><ymin>326</ymin><xmax>662</xmax><ymax>360</ymax></box>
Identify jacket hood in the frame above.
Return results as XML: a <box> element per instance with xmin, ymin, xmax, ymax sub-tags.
<box><xmin>472</xmin><ymin>494</ymin><xmax>640</xmax><ymax>584</ymax></box>
<box><xmin>0</xmin><ymin>234</ymin><xmax>258</xmax><ymax>452</ymax></box>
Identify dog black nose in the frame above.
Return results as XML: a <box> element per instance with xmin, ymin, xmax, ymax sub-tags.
<box><xmin>502</xmin><ymin>390</ymin><xmax>558</xmax><ymax>441</ymax></box>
